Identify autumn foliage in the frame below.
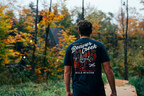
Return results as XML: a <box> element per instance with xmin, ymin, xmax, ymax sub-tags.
<box><xmin>0</xmin><ymin>2</ymin><xmax>143</xmax><ymax>94</ymax></box>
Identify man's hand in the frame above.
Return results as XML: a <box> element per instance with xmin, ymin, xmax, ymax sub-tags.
<box><xmin>64</xmin><ymin>66</ymin><xmax>72</xmax><ymax>96</ymax></box>
<box><xmin>102</xmin><ymin>61</ymin><xmax>117</xmax><ymax>96</ymax></box>
<box><xmin>110</xmin><ymin>93</ymin><xmax>117</xmax><ymax>96</ymax></box>
<box><xmin>66</xmin><ymin>92</ymin><xmax>73</xmax><ymax>96</ymax></box>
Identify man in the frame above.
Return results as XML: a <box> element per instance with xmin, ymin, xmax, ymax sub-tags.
<box><xmin>64</xmin><ymin>20</ymin><xmax>117</xmax><ymax>96</ymax></box>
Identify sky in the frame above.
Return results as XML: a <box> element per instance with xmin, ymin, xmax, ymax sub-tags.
<box><xmin>65</xmin><ymin>0</ymin><xmax>143</xmax><ymax>14</ymax></box>
<box><xmin>0</xmin><ymin>0</ymin><xmax>143</xmax><ymax>18</ymax></box>
<box><xmin>16</xmin><ymin>0</ymin><xmax>143</xmax><ymax>15</ymax></box>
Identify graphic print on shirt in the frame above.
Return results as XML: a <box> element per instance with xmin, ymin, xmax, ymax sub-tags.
<box><xmin>71</xmin><ymin>42</ymin><xmax>97</xmax><ymax>74</ymax></box>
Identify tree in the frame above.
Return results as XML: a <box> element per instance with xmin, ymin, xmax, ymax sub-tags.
<box><xmin>124</xmin><ymin>0</ymin><xmax>129</xmax><ymax>80</ymax></box>
<box><xmin>140</xmin><ymin>0</ymin><xmax>144</xmax><ymax>10</ymax></box>
<box><xmin>0</xmin><ymin>6</ymin><xmax>12</xmax><ymax>68</ymax></box>
<box><xmin>32</xmin><ymin>0</ymin><xmax>39</xmax><ymax>72</ymax></box>
<box><xmin>82</xmin><ymin>0</ymin><xmax>84</xmax><ymax>20</ymax></box>
<box><xmin>39</xmin><ymin>8</ymin><xmax>64</xmax><ymax>67</ymax></box>
<box><xmin>12</xmin><ymin>8</ymin><xmax>35</xmax><ymax>33</ymax></box>
<box><xmin>86</xmin><ymin>10</ymin><xmax>118</xmax><ymax>50</ymax></box>
<box><xmin>43</xmin><ymin>0</ymin><xmax>52</xmax><ymax>67</ymax></box>
<box><xmin>57</xmin><ymin>1</ymin><xmax>78</xmax><ymax>38</ymax></box>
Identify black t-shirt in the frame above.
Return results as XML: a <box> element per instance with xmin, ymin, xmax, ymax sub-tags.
<box><xmin>64</xmin><ymin>38</ymin><xmax>110</xmax><ymax>96</ymax></box>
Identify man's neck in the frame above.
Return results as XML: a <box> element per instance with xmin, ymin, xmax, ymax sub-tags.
<box><xmin>80</xmin><ymin>36</ymin><xmax>90</xmax><ymax>39</ymax></box>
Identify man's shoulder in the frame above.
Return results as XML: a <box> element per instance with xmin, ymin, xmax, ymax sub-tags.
<box><xmin>67</xmin><ymin>39</ymin><xmax>104</xmax><ymax>49</ymax></box>
<box><xmin>89</xmin><ymin>39</ymin><xmax>104</xmax><ymax>46</ymax></box>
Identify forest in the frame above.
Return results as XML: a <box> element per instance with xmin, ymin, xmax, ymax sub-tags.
<box><xmin>0</xmin><ymin>0</ymin><xmax>144</xmax><ymax>96</ymax></box>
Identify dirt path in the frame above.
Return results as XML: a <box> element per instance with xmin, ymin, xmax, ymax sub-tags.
<box><xmin>105</xmin><ymin>79</ymin><xmax>137</xmax><ymax>96</ymax></box>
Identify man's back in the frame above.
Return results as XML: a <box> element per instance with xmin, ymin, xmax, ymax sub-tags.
<box><xmin>64</xmin><ymin>20</ymin><xmax>116</xmax><ymax>96</ymax></box>
<box><xmin>64</xmin><ymin>38</ymin><xmax>110</xmax><ymax>96</ymax></box>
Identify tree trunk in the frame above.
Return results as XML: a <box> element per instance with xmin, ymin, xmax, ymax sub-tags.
<box><xmin>124</xmin><ymin>0</ymin><xmax>129</xmax><ymax>80</ymax></box>
<box><xmin>82</xmin><ymin>0</ymin><xmax>84</xmax><ymax>20</ymax></box>
<box><xmin>43</xmin><ymin>0</ymin><xmax>52</xmax><ymax>67</ymax></box>
<box><xmin>32</xmin><ymin>0</ymin><xmax>38</xmax><ymax>72</ymax></box>
<box><xmin>43</xmin><ymin>25</ymin><xmax>50</xmax><ymax>66</ymax></box>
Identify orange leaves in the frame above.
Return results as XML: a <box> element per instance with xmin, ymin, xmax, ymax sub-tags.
<box><xmin>4</xmin><ymin>30</ymin><xmax>33</xmax><ymax>64</ymax></box>
<box><xmin>57</xmin><ymin>68</ymin><xmax>63</xmax><ymax>72</ymax></box>
<box><xmin>37</xmin><ymin>29</ymin><xmax>76</xmax><ymax>76</ymax></box>
<box><xmin>35</xmin><ymin>68</ymin><xmax>42</xmax><ymax>74</ymax></box>
<box><xmin>58</xmin><ymin>30</ymin><xmax>76</xmax><ymax>46</ymax></box>
<box><xmin>58</xmin><ymin>30</ymin><xmax>76</xmax><ymax>57</ymax></box>
<box><xmin>0</xmin><ymin>5</ymin><xmax>12</xmax><ymax>35</ymax></box>
<box><xmin>92</xmin><ymin>20</ymin><xmax>101</xmax><ymax>34</ymax></box>
<box><xmin>8</xmin><ymin>48</ymin><xmax>21</xmax><ymax>56</ymax></box>
<box><xmin>0</xmin><ymin>5</ymin><xmax>13</xmax><ymax>65</ymax></box>
<box><xmin>26</xmin><ymin>65</ymin><xmax>31</xmax><ymax>68</ymax></box>
<box><xmin>19</xmin><ymin>8</ymin><xmax>35</xmax><ymax>32</ymax></box>
<box><xmin>40</xmin><ymin>10</ymin><xmax>65</xmax><ymax>26</ymax></box>
<box><xmin>117</xmin><ymin>10</ymin><xmax>144</xmax><ymax>38</ymax></box>
<box><xmin>21</xmin><ymin>8</ymin><xmax>31</xmax><ymax>16</ymax></box>
<box><xmin>6</xmin><ymin>31</ymin><xmax>32</xmax><ymax>46</ymax></box>
<box><xmin>0</xmin><ymin>6</ymin><xmax>7</xmax><ymax>12</ymax></box>
<box><xmin>91</xmin><ymin>19</ymin><xmax>102</xmax><ymax>39</ymax></box>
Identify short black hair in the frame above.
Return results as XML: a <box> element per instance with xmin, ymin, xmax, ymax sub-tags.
<box><xmin>78</xmin><ymin>20</ymin><xmax>92</xmax><ymax>37</ymax></box>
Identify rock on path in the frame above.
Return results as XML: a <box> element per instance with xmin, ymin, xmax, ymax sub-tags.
<box><xmin>105</xmin><ymin>79</ymin><xmax>137</xmax><ymax>96</ymax></box>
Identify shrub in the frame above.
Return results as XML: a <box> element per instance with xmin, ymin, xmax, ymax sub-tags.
<box><xmin>129</xmin><ymin>76</ymin><xmax>144</xmax><ymax>96</ymax></box>
<box><xmin>0</xmin><ymin>73</ymin><xmax>10</xmax><ymax>85</ymax></box>
<box><xmin>102</xmin><ymin>73</ymin><xmax>107</xmax><ymax>84</ymax></box>
<box><xmin>0</xmin><ymin>67</ymin><xmax>36</xmax><ymax>85</ymax></box>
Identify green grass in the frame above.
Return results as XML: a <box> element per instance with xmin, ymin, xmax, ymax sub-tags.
<box><xmin>0</xmin><ymin>80</ymin><xmax>66</xmax><ymax>96</ymax></box>
<box><xmin>0</xmin><ymin>74</ymin><xmax>107</xmax><ymax>96</ymax></box>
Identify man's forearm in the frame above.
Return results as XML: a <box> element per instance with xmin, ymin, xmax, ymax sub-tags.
<box><xmin>64</xmin><ymin>73</ymin><xmax>71</xmax><ymax>92</ymax></box>
<box><xmin>106</xmin><ymin>69</ymin><xmax>116</xmax><ymax>94</ymax></box>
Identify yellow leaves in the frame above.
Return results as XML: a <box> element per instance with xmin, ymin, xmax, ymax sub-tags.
<box><xmin>18</xmin><ymin>8</ymin><xmax>35</xmax><ymax>32</ymax></box>
<box><xmin>0</xmin><ymin>6</ymin><xmax>12</xmax><ymax>35</ymax></box>
<box><xmin>58</xmin><ymin>30</ymin><xmax>76</xmax><ymax>46</ymax></box>
<box><xmin>35</xmin><ymin>67</ymin><xmax>51</xmax><ymax>75</ymax></box>
<box><xmin>25</xmin><ymin>25</ymin><xmax>33</xmax><ymax>32</ymax></box>
<box><xmin>0</xmin><ymin>6</ymin><xmax>7</xmax><ymax>12</ymax></box>
<box><xmin>92</xmin><ymin>20</ymin><xmax>101</xmax><ymax>37</ymax></box>
<box><xmin>9</xmin><ymin>49</ymin><xmax>14</xmax><ymax>52</ymax></box>
<box><xmin>40</xmin><ymin>30</ymin><xmax>76</xmax><ymax>75</ymax></box>
<box><xmin>40</xmin><ymin>10</ymin><xmax>65</xmax><ymax>26</ymax></box>
<box><xmin>8</xmin><ymin>49</ymin><xmax>21</xmax><ymax>57</ymax></box>
<box><xmin>6</xmin><ymin>31</ymin><xmax>32</xmax><ymax>47</ymax></box>
<box><xmin>57</xmin><ymin>68</ymin><xmax>63</xmax><ymax>72</ymax></box>
<box><xmin>3</xmin><ymin>55</ymin><xmax>9</xmax><ymax>64</ymax></box>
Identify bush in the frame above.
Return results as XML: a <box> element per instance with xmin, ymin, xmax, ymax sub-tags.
<box><xmin>102</xmin><ymin>73</ymin><xmax>107</xmax><ymax>84</ymax></box>
<box><xmin>0</xmin><ymin>67</ymin><xmax>37</xmax><ymax>85</ymax></box>
<box><xmin>0</xmin><ymin>73</ymin><xmax>10</xmax><ymax>85</ymax></box>
<box><xmin>129</xmin><ymin>76</ymin><xmax>144</xmax><ymax>96</ymax></box>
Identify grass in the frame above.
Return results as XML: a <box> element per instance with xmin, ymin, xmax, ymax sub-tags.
<box><xmin>0</xmin><ymin>80</ymin><xmax>66</xmax><ymax>96</ymax></box>
<box><xmin>0</xmin><ymin>73</ymin><xmax>107</xmax><ymax>96</ymax></box>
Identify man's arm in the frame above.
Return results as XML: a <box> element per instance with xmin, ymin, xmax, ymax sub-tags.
<box><xmin>102</xmin><ymin>61</ymin><xmax>117</xmax><ymax>96</ymax></box>
<box><xmin>64</xmin><ymin>65</ymin><xmax>73</xmax><ymax>96</ymax></box>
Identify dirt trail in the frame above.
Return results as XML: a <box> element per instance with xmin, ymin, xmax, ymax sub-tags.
<box><xmin>105</xmin><ymin>79</ymin><xmax>137</xmax><ymax>96</ymax></box>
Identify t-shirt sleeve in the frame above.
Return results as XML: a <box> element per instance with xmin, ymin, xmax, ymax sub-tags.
<box><xmin>100</xmin><ymin>44</ymin><xmax>110</xmax><ymax>63</ymax></box>
<box><xmin>63</xmin><ymin>45</ymin><xmax>72</xmax><ymax>66</ymax></box>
